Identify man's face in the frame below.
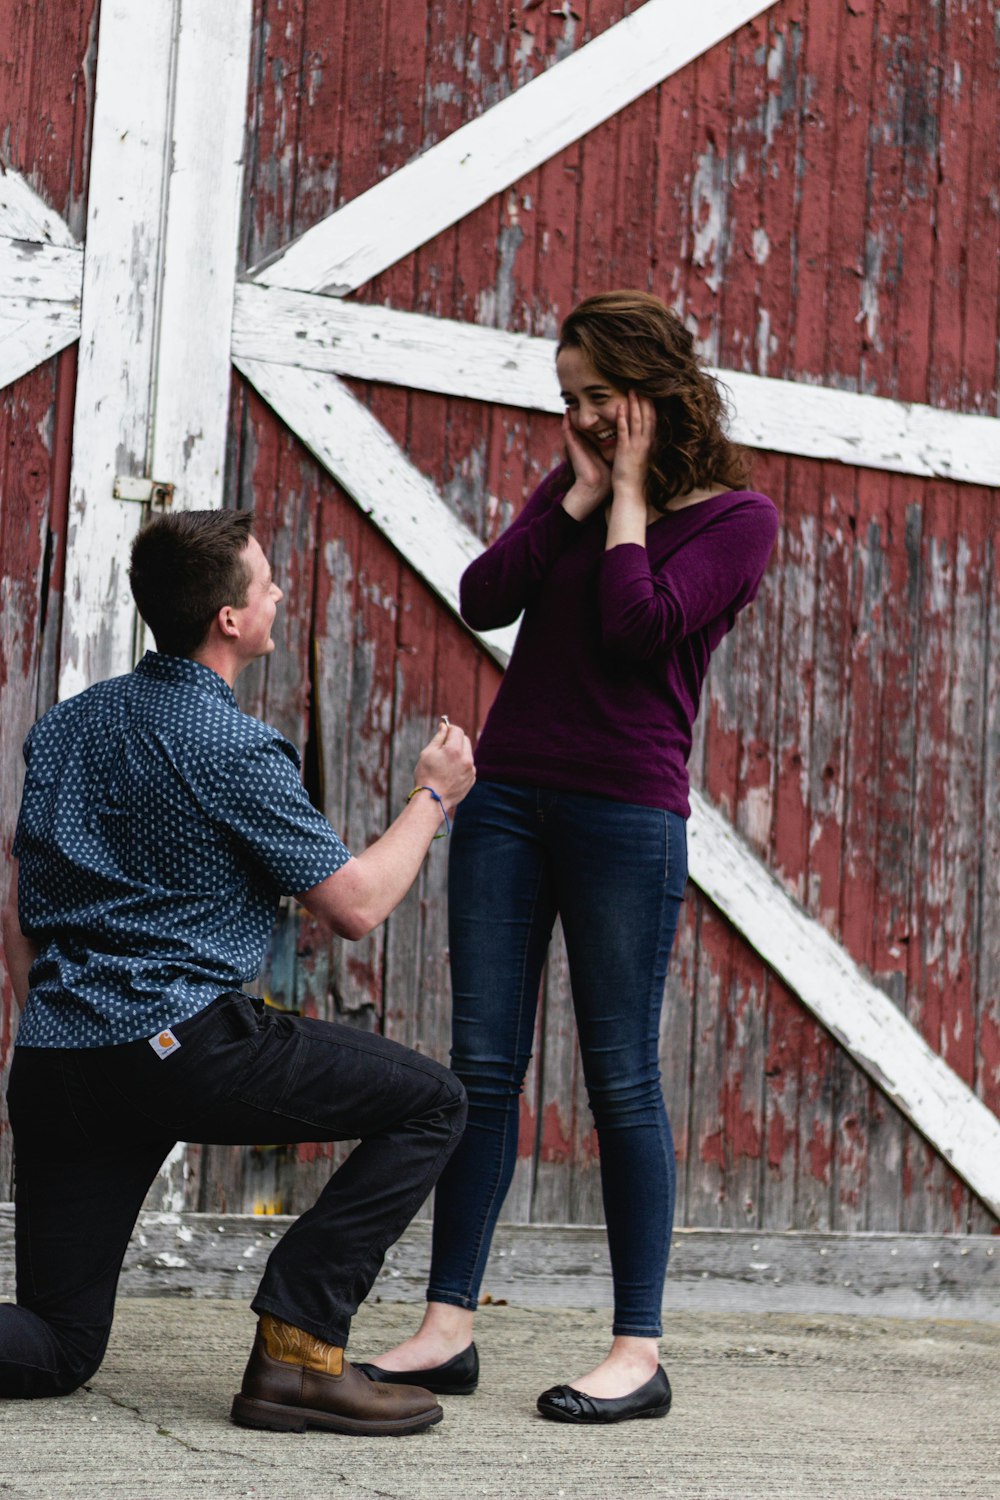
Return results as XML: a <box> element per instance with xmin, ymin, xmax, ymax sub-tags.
<box><xmin>232</xmin><ymin>536</ymin><xmax>283</xmax><ymax>661</ymax></box>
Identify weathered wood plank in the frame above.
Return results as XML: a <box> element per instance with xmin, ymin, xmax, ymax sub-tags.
<box><xmin>823</xmin><ymin>0</ymin><xmax>876</xmax><ymax>390</ymax></box>
<box><xmin>0</xmin><ymin>237</ymin><xmax>82</xmax><ymax>302</ymax></box>
<box><xmin>4</xmin><ymin>1206</ymin><xmax>993</xmax><ymax>1323</ymax></box>
<box><xmin>973</xmin><ymin>510</ymin><xmax>1000</xmax><ymax>1234</ymax></box>
<box><xmin>956</xmin><ymin>0</ymin><xmax>1000</xmax><ymax>409</ymax></box>
<box><xmin>789</xmin><ymin>0</ymin><xmax>839</xmax><ymax>384</ymax></box>
<box><xmin>0</xmin><ymin>168</ymin><xmax>77</xmax><ymax>248</ymax></box>
<box><xmin>232</xmin><ymin>358</ymin><xmax>519</xmax><ymax>662</ymax></box>
<box><xmin>232</xmin><ymin>288</ymin><xmax>1000</xmax><ymax>485</ymax></box>
<box><xmin>0</xmin><ymin>301</ymin><xmax>80</xmax><ymax>392</ymax></box>
<box><xmin>58</xmin><ymin>0</ymin><xmax>178</xmax><ymax>698</ymax></box>
<box><xmin>763</xmin><ymin>461</ymin><xmax>818</xmax><ymax>1228</ymax></box>
<box><xmin>0</xmin><ymin>0</ymin><xmax>96</xmax><ymax>1193</ymax></box>
<box><xmin>251</xmin><ymin>0</ymin><xmax>780</xmax><ymax>294</ymax></box>
<box><xmin>149</xmin><ymin>0</ymin><xmax>254</xmax><ymax>510</ymax></box>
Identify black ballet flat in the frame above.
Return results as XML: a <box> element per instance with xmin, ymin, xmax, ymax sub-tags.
<box><xmin>536</xmin><ymin>1365</ymin><xmax>672</xmax><ymax>1424</ymax></box>
<box><xmin>354</xmin><ymin>1342</ymin><xmax>479</xmax><ymax>1395</ymax></box>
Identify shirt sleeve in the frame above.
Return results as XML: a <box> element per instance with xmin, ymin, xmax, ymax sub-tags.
<box><xmin>212</xmin><ymin>735</ymin><xmax>353</xmax><ymax>893</ymax></box>
<box><xmin>459</xmin><ymin>465</ymin><xmax>580</xmax><ymax>630</ymax></box>
<box><xmin>598</xmin><ymin>496</ymin><xmax>779</xmax><ymax>660</ymax></box>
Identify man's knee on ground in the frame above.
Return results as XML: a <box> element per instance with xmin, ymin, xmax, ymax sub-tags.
<box><xmin>0</xmin><ymin>1313</ymin><xmax>110</xmax><ymax>1399</ymax></box>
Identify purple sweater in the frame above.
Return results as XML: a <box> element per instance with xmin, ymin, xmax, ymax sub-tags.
<box><xmin>462</xmin><ymin>465</ymin><xmax>779</xmax><ymax>817</ymax></box>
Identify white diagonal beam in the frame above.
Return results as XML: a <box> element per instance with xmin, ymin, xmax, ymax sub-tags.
<box><xmin>233</xmin><ymin>286</ymin><xmax>1000</xmax><ymax>486</ymax></box>
<box><xmin>0</xmin><ymin>303</ymin><xmax>81</xmax><ymax>391</ymax></box>
<box><xmin>688</xmin><ymin>793</ymin><xmax>1000</xmax><ymax>1218</ymax></box>
<box><xmin>0</xmin><ymin>237</ymin><xmax>83</xmax><ymax>304</ymax></box>
<box><xmin>0</xmin><ymin>203</ymin><xmax>83</xmax><ymax>392</ymax></box>
<box><xmin>0</xmin><ymin>167</ymin><xmax>77</xmax><ymax>247</ymax></box>
<box><xmin>240</xmin><ymin>357</ymin><xmax>1000</xmax><ymax>1215</ymax></box>
<box><xmin>233</xmin><ymin>358</ymin><xmax>517</xmax><ymax>664</ymax></box>
<box><xmin>251</xmin><ymin>0</ymin><xmax>779</xmax><ymax>295</ymax></box>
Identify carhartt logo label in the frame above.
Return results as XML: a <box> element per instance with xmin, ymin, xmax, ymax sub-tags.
<box><xmin>149</xmin><ymin>1028</ymin><xmax>181</xmax><ymax>1059</ymax></box>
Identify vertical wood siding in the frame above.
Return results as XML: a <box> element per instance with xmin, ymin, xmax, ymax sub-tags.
<box><xmin>0</xmin><ymin>0</ymin><xmax>96</xmax><ymax>1193</ymax></box>
<box><xmin>1</xmin><ymin>0</ymin><xmax>997</xmax><ymax>1234</ymax></box>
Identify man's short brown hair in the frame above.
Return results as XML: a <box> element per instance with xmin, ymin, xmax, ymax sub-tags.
<box><xmin>129</xmin><ymin>509</ymin><xmax>255</xmax><ymax>658</ymax></box>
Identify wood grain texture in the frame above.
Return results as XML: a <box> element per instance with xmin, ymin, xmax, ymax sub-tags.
<box><xmin>232</xmin><ymin>288</ymin><xmax>1000</xmax><ymax>484</ymax></box>
<box><xmin>3</xmin><ymin>1206</ymin><xmax>995</xmax><ymax>1323</ymax></box>
<box><xmin>149</xmin><ymin>0</ymin><xmax>254</xmax><ymax>510</ymax></box>
<box><xmin>57</xmin><ymin>0</ymin><xmax>179</xmax><ymax>699</ymax></box>
<box><xmin>252</xmin><ymin>0</ymin><xmax>780</xmax><ymax>294</ymax></box>
<box><xmin>0</xmin><ymin>0</ymin><xmax>97</xmax><ymax>1195</ymax></box>
<box><xmin>4</xmin><ymin>0</ymin><xmax>998</xmax><ymax>1239</ymax></box>
<box><xmin>222</xmin><ymin>0</ymin><xmax>1000</xmax><ymax>1233</ymax></box>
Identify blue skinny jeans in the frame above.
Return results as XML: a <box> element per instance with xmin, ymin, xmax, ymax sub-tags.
<box><xmin>428</xmin><ymin>779</ymin><xmax>688</xmax><ymax>1338</ymax></box>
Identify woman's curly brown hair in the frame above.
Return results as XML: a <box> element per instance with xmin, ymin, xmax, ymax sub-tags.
<box><xmin>557</xmin><ymin>290</ymin><xmax>751</xmax><ymax>509</ymax></box>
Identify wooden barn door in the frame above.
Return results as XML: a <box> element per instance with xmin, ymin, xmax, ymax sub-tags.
<box><xmin>1</xmin><ymin>0</ymin><xmax>999</xmax><ymax>1236</ymax></box>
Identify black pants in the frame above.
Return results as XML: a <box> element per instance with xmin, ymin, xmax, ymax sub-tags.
<box><xmin>0</xmin><ymin>992</ymin><xmax>466</xmax><ymax>1398</ymax></box>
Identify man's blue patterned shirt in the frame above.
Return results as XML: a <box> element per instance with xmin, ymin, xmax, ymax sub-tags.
<box><xmin>13</xmin><ymin>652</ymin><xmax>351</xmax><ymax>1047</ymax></box>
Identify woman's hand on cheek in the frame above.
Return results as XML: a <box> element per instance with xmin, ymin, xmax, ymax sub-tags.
<box><xmin>561</xmin><ymin>412</ymin><xmax>612</xmax><ymax>520</ymax></box>
<box><xmin>611</xmin><ymin>392</ymin><xmax>656</xmax><ymax>501</ymax></box>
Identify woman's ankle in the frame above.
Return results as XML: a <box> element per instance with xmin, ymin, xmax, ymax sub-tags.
<box><xmin>419</xmin><ymin>1301</ymin><xmax>475</xmax><ymax>1347</ymax></box>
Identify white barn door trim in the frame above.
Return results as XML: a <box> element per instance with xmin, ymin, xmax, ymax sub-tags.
<box><xmin>57</xmin><ymin>0</ymin><xmax>254</xmax><ymax>699</ymax></box>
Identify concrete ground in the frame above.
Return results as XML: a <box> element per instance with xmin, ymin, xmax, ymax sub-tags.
<box><xmin>0</xmin><ymin>1298</ymin><xmax>997</xmax><ymax>1500</ymax></box>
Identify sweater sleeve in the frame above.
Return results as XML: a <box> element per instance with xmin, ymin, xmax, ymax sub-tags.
<box><xmin>459</xmin><ymin>466</ymin><xmax>580</xmax><ymax>630</ymax></box>
<box><xmin>598</xmin><ymin>496</ymin><xmax>779</xmax><ymax>660</ymax></box>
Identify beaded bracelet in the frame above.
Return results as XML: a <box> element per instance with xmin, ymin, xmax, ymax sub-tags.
<box><xmin>407</xmin><ymin>785</ymin><xmax>451</xmax><ymax>839</ymax></box>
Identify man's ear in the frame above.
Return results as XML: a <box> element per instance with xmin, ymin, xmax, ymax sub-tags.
<box><xmin>217</xmin><ymin>605</ymin><xmax>241</xmax><ymax>640</ymax></box>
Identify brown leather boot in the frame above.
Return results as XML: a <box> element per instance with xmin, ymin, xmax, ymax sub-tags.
<box><xmin>231</xmin><ymin>1315</ymin><xmax>443</xmax><ymax>1435</ymax></box>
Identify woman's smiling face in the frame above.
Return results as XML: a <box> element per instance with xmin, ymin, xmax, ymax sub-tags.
<box><xmin>555</xmin><ymin>345</ymin><xmax>627</xmax><ymax>463</ymax></box>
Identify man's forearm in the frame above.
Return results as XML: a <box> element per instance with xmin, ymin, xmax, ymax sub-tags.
<box><xmin>297</xmin><ymin>789</ymin><xmax>446</xmax><ymax>941</ymax></box>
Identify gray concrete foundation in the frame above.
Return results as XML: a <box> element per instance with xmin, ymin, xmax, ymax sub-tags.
<box><xmin>0</xmin><ymin>1297</ymin><xmax>997</xmax><ymax>1499</ymax></box>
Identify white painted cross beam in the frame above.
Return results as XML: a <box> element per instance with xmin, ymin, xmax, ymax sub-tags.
<box><xmin>234</xmin><ymin>357</ymin><xmax>518</xmax><ymax>663</ymax></box>
<box><xmin>233</xmin><ymin>285</ymin><xmax>1000</xmax><ymax>487</ymax></box>
<box><xmin>0</xmin><ymin>181</ymin><xmax>83</xmax><ymax>393</ymax></box>
<box><xmin>251</xmin><ymin>0</ymin><xmax>781</xmax><ymax>295</ymax></box>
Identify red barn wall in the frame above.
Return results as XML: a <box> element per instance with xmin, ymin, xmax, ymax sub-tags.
<box><xmin>1</xmin><ymin>0</ymin><xmax>998</xmax><ymax>1234</ymax></box>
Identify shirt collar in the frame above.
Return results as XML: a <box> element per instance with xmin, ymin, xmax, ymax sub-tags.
<box><xmin>134</xmin><ymin>651</ymin><xmax>238</xmax><ymax>708</ymax></box>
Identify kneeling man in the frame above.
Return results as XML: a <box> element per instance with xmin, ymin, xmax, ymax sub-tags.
<box><xmin>0</xmin><ymin>509</ymin><xmax>474</xmax><ymax>1436</ymax></box>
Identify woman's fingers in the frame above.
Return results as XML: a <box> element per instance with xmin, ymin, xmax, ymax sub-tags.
<box><xmin>622</xmin><ymin>390</ymin><xmax>655</xmax><ymax>445</ymax></box>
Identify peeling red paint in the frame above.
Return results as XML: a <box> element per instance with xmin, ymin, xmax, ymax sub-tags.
<box><xmin>516</xmin><ymin>1093</ymin><xmax>536</xmax><ymax>1160</ymax></box>
<box><xmin>700</xmin><ymin>1128</ymin><xmax>725</xmax><ymax>1169</ymax></box>
<box><xmin>539</xmin><ymin>1101</ymin><xmax>573</xmax><ymax>1166</ymax></box>
<box><xmin>767</xmin><ymin>1108</ymin><xmax>792</xmax><ymax>1173</ymax></box>
<box><xmin>806</xmin><ymin>1121</ymin><xmax>833</xmax><ymax>1187</ymax></box>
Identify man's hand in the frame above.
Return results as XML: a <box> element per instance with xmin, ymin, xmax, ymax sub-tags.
<box><xmin>297</xmin><ymin>718</ymin><xmax>476</xmax><ymax>941</ymax></box>
<box><xmin>412</xmin><ymin>719</ymin><xmax>475</xmax><ymax>815</ymax></box>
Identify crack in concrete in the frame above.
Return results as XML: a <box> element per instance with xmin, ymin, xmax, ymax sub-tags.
<box><xmin>81</xmin><ymin>1385</ymin><xmax>311</xmax><ymax>1476</ymax></box>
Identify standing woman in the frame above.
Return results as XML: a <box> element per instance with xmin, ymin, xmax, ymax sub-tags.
<box><xmin>360</xmin><ymin>291</ymin><xmax>778</xmax><ymax>1422</ymax></box>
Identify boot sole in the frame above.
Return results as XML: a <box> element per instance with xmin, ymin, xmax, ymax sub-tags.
<box><xmin>230</xmin><ymin>1393</ymin><xmax>444</xmax><ymax>1436</ymax></box>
